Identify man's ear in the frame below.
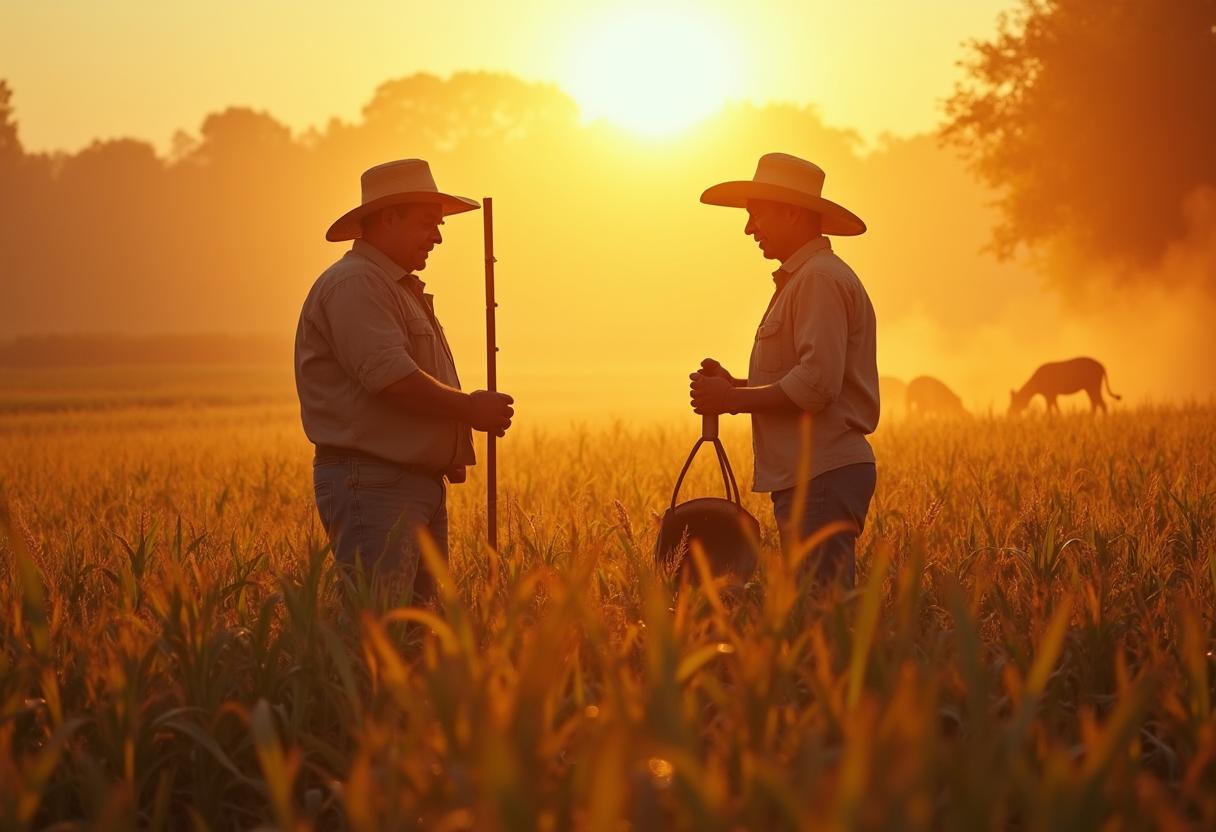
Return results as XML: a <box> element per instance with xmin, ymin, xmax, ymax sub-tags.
<box><xmin>382</xmin><ymin>205</ymin><xmax>405</xmax><ymax>227</ymax></box>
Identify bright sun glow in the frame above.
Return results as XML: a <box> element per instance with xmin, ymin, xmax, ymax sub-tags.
<box><xmin>564</xmin><ymin>10</ymin><xmax>743</xmax><ymax>137</ymax></box>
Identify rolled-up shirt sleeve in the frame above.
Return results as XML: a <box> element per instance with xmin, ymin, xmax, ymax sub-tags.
<box><xmin>319</xmin><ymin>274</ymin><xmax>419</xmax><ymax>393</ymax></box>
<box><xmin>777</xmin><ymin>272</ymin><xmax>851</xmax><ymax>413</ymax></box>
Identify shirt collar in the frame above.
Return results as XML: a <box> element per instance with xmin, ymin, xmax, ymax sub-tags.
<box><xmin>399</xmin><ymin>272</ymin><xmax>428</xmax><ymax>297</ymax></box>
<box><xmin>772</xmin><ymin>236</ymin><xmax>832</xmax><ymax>286</ymax></box>
<box><xmin>351</xmin><ymin>239</ymin><xmax>408</xmax><ymax>284</ymax></box>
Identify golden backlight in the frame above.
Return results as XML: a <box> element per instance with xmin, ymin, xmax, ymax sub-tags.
<box><xmin>563</xmin><ymin>9</ymin><xmax>743</xmax><ymax>136</ymax></box>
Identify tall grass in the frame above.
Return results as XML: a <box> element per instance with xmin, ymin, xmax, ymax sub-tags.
<box><xmin>1</xmin><ymin>400</ymin><xmax>1214</xmax><ymax>829</ymax></box>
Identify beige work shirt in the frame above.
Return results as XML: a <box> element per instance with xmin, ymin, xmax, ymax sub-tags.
<box><xmin>294</xmin><ymin>240</ymin><xmax>475</xmax><ymax>470</ymax></box>
<box><xmin>747</xmin><ymin>236</ymin><xmax>879</xmax><ymax>491</ymax></box>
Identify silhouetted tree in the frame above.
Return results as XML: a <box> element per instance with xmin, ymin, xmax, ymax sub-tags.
<box><xmin>0</xmin><ymin>80</ymin><xmax>20</xmax><ymax>164</ymax></box>
<box><xmin>358</xmin><ymin>71</ymin><xmax>579</xmax><ymax>155</ymax></box>
<box><xmin>942</xmin><ymin>0</ymin><xmax>1216</xmax><ymax>270</ymax></box>
<box><xmin>184</xmin><ymin>107</ymin><xmax>298</xmax><ymax>171</ymax></box>
<box><xmin>0</xmin><ymin>81</ymin><xmax>55</xmax><ymax>331</ymax></box>
<box><xmin>57</xmin><ymin>137</ymin><xmax>163</xmax><ymax>192</ymax></box>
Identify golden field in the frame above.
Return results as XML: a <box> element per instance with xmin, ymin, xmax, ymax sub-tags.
<box><xmin>1</xmin><ymin>368</ymin><xmax>1214</xmax><ymax>830</ymax></box>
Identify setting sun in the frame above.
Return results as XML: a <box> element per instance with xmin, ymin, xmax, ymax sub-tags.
<box><xmin>563</xmin><ymin>9</ymin><xmax>743</xmax><ymax>136</ymax></box>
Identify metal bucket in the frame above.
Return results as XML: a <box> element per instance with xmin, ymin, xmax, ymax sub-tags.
<box><xmin>655</xmin><ymin>414</ymin><xmax>759</xmax><ymax>583</ymax></box>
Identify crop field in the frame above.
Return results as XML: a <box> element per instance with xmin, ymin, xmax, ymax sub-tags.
<box><xmin>1</xmin><ymin>369</ymin><xmax>1214</xmax><ymax>830</ymax></box>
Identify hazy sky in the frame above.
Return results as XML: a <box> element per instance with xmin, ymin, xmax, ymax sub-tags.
<box><xmin>3</xmin><ymin>0</ymin><xmax>1015</xmax><ymax>152</ymax></box>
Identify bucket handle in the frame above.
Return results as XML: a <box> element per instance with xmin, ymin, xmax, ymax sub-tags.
<box><xmin>668</xmin><ymin>414</ymin><xmax>742</xmax><ymax>509</ymax></box>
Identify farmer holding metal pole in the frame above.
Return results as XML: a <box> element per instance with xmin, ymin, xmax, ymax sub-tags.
<box><xmin>689</xmin><ymin>153</ymin><xmax>879</xmax><ymax>589</ymax></box>
<box><xmin>295</xmin><ymin>159</ymin><xmax>514</xmax><ymax>599</ymax></box>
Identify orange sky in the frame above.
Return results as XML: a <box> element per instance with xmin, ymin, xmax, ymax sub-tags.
<box><xmin>2</xmin><ymin>0</ymin><xmax>1015</xmax><ymax>152</ymax></box>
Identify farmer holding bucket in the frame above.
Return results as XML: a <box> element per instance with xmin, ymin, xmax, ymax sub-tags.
<box><xmin>689</xmin><ymin>153</ymin><xmax>879</xmax><ymax>588</ymax></box>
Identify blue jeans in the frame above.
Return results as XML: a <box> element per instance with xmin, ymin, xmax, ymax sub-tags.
<box><xmin>313</xmin><ymin>456</ymin><xmax>448</xmax><ymax>596</ymax></box>
<box><xmin>771</xmin><ymin>462</ymin><xmax>876</xmax><ymax>589</ymax></box>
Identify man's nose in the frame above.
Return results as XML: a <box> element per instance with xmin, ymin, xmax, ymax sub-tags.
<box><xmin>431</xmin><ymin>227</ymin><xmax>443</xmax><ymax>246</ymax></box>
<box><xmin>744</xmin><ymin>217</ymin><xmax>757</xmax><ymax>236</ymax></box>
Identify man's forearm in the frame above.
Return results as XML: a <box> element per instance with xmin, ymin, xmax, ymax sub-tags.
<box><xmin>728</xmin><ymin>383</ymin><xmax>798</xmax><ymax>413</ymax></box>
<box><xmin>379</xmin><ymin>369</ymin><xmax>469</xmax><ymax>421</ymax></box>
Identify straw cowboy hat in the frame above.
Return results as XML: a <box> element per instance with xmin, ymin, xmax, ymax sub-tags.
<box><xmin>326</xmin><ymin>158</ymin><xmax>480</xmax><ymax>242</ymax></box>
<box><xmin>701</xmin><ymin>152</ymin><xmax>866</xmax><ymax>236</ymax></box>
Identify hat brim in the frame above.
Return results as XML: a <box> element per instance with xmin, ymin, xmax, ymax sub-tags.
<box><xmin>700</xmin><ymin>181</ymin><xmax>866</xmax><ymax>236</ymax></box>
<box><xmin>326</xmin><ymin>191</ymin><xmax>480</xmax><ymax>242</ymax></box>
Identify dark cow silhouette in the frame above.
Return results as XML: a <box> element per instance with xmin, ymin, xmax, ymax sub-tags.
<box><xmin>1009</xmin><ymin>357</ymin><xmax>1121</xmax><ymax>414</ymax></box>
<box><xmin>906</xmin><ymin>376</ymin><xmax>967</xmax><ymax>415</ymax></box>
<box><xmin>879</xmin><ymin>376</ymin><xmax>907</xmax><ymax>417</ymax></box>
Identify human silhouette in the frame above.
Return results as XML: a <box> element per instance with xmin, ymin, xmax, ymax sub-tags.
<box><xmin>689</xmin><ymin>153</ymin><xmax>879</xmax><ymax>589</ymax></box>
<box><xmin>295</xmin><ymin>159</ymin><xmax>514</xmax><ymax>599</ymax></box>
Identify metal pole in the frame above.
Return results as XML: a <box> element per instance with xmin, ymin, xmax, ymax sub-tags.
<box><xmin>483</xmin><ymin>197</ymin><xmax>498</xmax><ymax>550</ymax></box>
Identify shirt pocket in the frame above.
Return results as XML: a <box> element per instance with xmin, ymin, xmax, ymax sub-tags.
<box><xmin>404</xmin><ymin>316</ymin><xmax>439</xmax><ymax>371</ymax></box>
<box><xmin>753</xmin><ymin>318</ymin><xmax>784</xmax><ymax>373</ymax></box>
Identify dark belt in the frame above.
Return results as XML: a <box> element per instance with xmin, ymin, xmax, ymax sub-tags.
<box><xmin>313</xmin><ymin>444</ymin><xmax>444</xmax><ymax>479</ymax></box>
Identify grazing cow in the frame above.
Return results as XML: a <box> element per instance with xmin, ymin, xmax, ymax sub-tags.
<box><xmin>906</xmin><ymin>376</ymin><xmax>967</xmax><ymax>415</ymax></box>
<box><xmin>879</xmin><ymin>376</ymin><xmax>907</xmax><ymax>418</ymax></box>
<box><xmin>1009</xmin><ymin>357</ymin><xmax>1121</xmax><ymax>414</ymax></box>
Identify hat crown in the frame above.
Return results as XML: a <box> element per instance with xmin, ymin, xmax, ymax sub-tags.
<box><xmin>360</xmin><ymin>158</ymin><xmax>439</xmax><ymax>205</ymax></box>
<box><xmin>699</xmin><ymin>152</ymin><xmax>865</xmax><ymax>235</ymax></box>
<box><xmin>326</xmin><ymin>157</ymin><xmax>478</xmax><ymax>241</ymax></box>
<box><xmin>752</xmin><ymin>152</ymin><xmax>825</xmax><ymax>198</ymax></box>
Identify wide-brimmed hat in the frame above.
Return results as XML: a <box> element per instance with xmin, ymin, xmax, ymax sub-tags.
<box><xmin>700</xmin><ymin>153</ymin><xmax>866</xmax><ymax>236</ymax></box>
<box><xmin>326</xmin><ymin>158</ymin><xmax>480</xmax><ymax>242</ymax></box>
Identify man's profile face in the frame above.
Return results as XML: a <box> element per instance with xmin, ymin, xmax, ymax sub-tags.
<box><xmin>743</xmin><ymin>199</ymin><xmax>795</xmax><ymax>260</ymax></box>
<box><xmin>384</xmin><ymin>203</ymin><xmax>445</xmax><ymax>272</ymax></box>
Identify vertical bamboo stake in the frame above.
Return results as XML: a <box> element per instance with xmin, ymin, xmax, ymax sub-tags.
<box><xmin>483</xmin><ymin>197</ymin><xmax>498</xmax><ymax>550</ymax></box>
